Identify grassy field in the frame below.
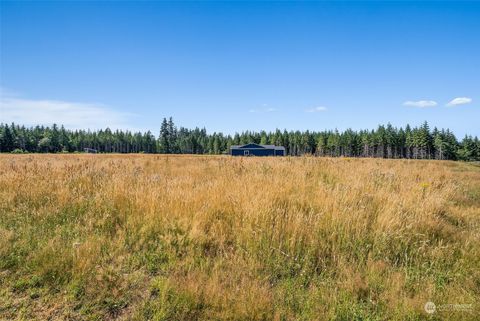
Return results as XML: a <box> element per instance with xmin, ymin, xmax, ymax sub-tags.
<box><xmin>0</xmin><ymin>155</ymin><xmax>479</xmax><ymax>320</ymax></box>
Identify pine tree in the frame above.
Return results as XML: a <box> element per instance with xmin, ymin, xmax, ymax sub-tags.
<box><xmin>167</xmin><ymin>117</ymin><xmax>178</xmax><ymax>153</ymax></box>
<box><xmin>50</xmin><ymin>124</ymin><xmax>61</xmax><ymax>152</ymax></box>
<box><xmin>458</xmin><ymin>136</ymin><xmax>477</xmax><ymax>161</ymax></box>
<box><xmin>0</xmin><ymin>124</ymin><xmax>15</xmax><ymax>152</ymax></box>
<box><xmin>159</xmin><ymin>118</ymin><xmax>170</xmax><ymax>153</ymax></box>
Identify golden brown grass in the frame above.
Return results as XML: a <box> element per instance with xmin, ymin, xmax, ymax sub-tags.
<box><xmin>0</xmin><ymin>154</ymin><xmax>479</xmax><ymax>320</ymax></box>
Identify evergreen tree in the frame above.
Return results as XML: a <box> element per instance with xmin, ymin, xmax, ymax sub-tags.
<box><xmin>159</xmin><ymin>118</ymin><xmax>170</xmax><ymax>153</ymax></box>
<box><xmin>167</xmin><ymin>117</ymin><xmax>178</xmax><ymax>153</ymax></box>
<box><xmin>0</xmin><ymin>124</ymin><xmax>15</xmax><ymax>152</ymax></box>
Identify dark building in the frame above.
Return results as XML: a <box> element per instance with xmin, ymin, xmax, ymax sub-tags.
<box><xmin>230</xmin><ymin>143</ymin><xmax>285</xmax><ymax>156</ymax></box>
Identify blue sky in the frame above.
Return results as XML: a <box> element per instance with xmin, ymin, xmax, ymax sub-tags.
<box><xmin>1</xmin><ymin>1</ymin><xmax>479</xmax><ymax>136</ymax></box>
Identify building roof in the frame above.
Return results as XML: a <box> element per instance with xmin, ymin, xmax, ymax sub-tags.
<box><xmin>230</xmin><ymin>143</ymin><xmax>285</xmax><ymax>150</ymax></box>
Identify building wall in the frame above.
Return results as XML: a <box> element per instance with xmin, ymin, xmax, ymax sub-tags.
<box><xmin>231</xmin><ymin>148</ymin><xmax>276</xmax><ymax>156</ymax></box>
<box><xmin>231</xmin><ymin>149</ymin><xmax>244</xmax><ymax>156</ymax></box>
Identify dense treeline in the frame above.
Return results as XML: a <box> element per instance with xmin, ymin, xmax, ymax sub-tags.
<box><xmin>1</xmin><ymin>118</ymin><xmax>479</xmax><ymax>161</ymax></box>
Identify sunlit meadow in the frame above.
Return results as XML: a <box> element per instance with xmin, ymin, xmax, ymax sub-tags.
<box><xmin>0</xmin><ymin>155</ymin><xmax>479</xmax><ymax>320</ymax></box>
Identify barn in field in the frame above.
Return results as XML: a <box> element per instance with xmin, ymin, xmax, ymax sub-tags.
<box><xmin>230</xmin><ymin>143</ymin><xmax>285</xmax><ymax>156</ymax></box>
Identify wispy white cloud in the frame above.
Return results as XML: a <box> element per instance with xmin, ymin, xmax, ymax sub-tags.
<box><xmin>0</xmin><ymin>89</ymin><xmax>134</xmax><ymax>130</ymax></box>
<box><xmin>249</xmin><ymin>105</ymin><xmax>277</xmax><ymax>113</ymax></box>
<box><xmin>446</xmin><ymin>97</ymin><xmax>472</xmax><ymax>106</ymax></box>
<box><xmin>403</xmin><ymin>100</ymin><xmax>438</xmax><ymax>108</ymax></box>
<box><xmin>306</xmin><ymin>106</ymin><xmax>327</xmax><ymax>113</ymax></box>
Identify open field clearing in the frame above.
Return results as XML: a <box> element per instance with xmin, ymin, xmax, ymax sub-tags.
<box><xmin>0</xmin><ymin>154</ymin><xmax>479</xmax><ymax>320</ymax></box>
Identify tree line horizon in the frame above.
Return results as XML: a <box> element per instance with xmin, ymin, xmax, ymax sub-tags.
<box><xmin>0</xmin><ymin>118</ymin><xmax>479</xmax><ymax>161</ymax></box>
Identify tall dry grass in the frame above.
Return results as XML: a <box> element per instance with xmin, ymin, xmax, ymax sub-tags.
<box><xmin>0</xmin><ymin>154</ymin><xmax>479</xmax><ymax>320</ymax></box>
